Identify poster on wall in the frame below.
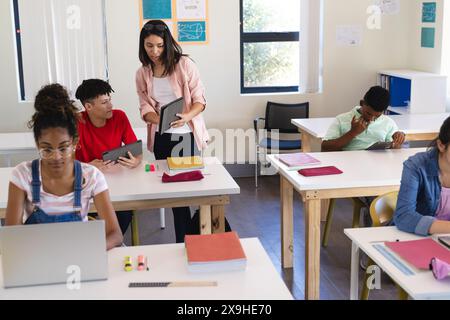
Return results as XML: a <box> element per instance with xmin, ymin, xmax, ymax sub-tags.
<box><xmin>422</xmin><ymin>2</ymin><xmax>437</xmax><ymax>23</ymax></box>
<box><xmin>373</xmin><ymin>0</ymin><xmax>400</xmax><ymax>15</ymax></box>
<box><xmin>336</xmin><ymin>26</ymin><xmax>363</xmax><ymax>47</ymax></box>
<box><xmin>140</xmin><ymin>0</ymin><xmax>209</xmax><ymax>45</ymax></box>
<box><xmin>421</xmin><ymin>27</ymin><xmax>435</xmax><ymax>48</ymax></box>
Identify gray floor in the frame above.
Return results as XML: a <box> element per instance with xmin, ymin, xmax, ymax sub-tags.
<box><xmin>128</xmin><ymin>175</ymin><xmax>399</xmax><ymax>300</ymax></box>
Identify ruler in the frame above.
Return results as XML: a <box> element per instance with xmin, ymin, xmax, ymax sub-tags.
<box><xmin>372</xmin><ymin>244</ymin><xmax>414</xmax><ymax>276</ymax></box>
<box><xmin>129</xmin><ymin>281</ymin><xmax>218</xmax><ymax>288</ymax></box>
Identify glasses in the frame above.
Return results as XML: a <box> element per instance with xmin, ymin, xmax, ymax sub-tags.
<box><xmin>143</xmin><ymin>23</ymin><xmax>167</xmax><ymax>32</ymax></box>
<box><xmin>38</xmin><ymin>146</ymin><xmax>75</xmax><ymax>159</ymax></box>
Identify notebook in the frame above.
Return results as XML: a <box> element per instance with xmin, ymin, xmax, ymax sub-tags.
<box><xmin>167</xmin><ymin>156</ymin><xmax>204</xmax><ymax>171</ymax></box>
<box><xmin>276</xmin><ymin>153</ymin><xmax>321</xmax><ymax>170</ymax></box>
<box><xmin>298</xmin><ymin>166</ymin><xmax>343</xmax><ymax>177</ymax></box>
<box><xmin>184</xmin><ymin>231</ymin><xmax>247</xmax><ymax>273</ymax></box>
<box><xmin>385</xmin><ymin>238</ymin><xmax>450</xmax><ymax>270</ymax></box>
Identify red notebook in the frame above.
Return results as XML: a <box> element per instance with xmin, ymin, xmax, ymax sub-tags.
<box><xmin>298</xmin><ymin>166</ymin><xmax>343</xmax><ymax>177</ymax></box>
<box><xmin>184</xmin><ymin>231</ymin><xmax>247</xmax><ymax>272</ymax></box>
<box><xmin>385</xmin><ymin>238</ymin><xmax>450</xmax><ymax>270</ymax></box>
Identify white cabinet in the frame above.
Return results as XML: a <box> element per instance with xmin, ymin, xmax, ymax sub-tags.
<box><xmin>378</xmin><ymin>69</ymin><xmax>447</xmax><ymax>115</ymax></box>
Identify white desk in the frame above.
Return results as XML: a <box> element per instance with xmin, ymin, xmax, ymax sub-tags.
<box><xmin>0</xmin><ymin>128</ymin><xmax>149</xmax><ymax>166</ymax></box>
<box><xmin>0</xmin><ymin>238</ymin><xmax>293</xmax><ymax>300</ymax></box>
<box><xmin>0</xmin><ymin>157</ymin><xmax>240</xmax><ymax>234</ymax></box>
<box><xmin>344</xmin><ymin>226</ymin><xmax>450</xmax><ymax>300</ymax></box>
<box><xmin>292</xmin><ymin>113</ymin><xmax>449</xmax><ymax>152</ymax></box>
<box><xmin>267</xmin><ymin>148</ymin><xmax>425</xmax><ymax>300</ymax></box>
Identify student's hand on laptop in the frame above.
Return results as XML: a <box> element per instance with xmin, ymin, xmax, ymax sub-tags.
<box><xmin>171</xmin><ymin>113</ymin><xmax>191</xmax><ymax>128</ymax></box>
<box><xmin>90</xmin><ymin>159</ymin><xmax>114</xmax><ymax>172</ymax></box>
<box><xmin>391</xmin><ymin>131</ymin><xmax>406</xmax><ymax>149</ymax></box>
<box><xmin>117</xmin><ymin>151</ymin><xmax>141</xmax><ymax>169</ymax></box>
<box><xmin>350</xmin><ymin>115</ymin><xmax>368</xmax><ymax>136</ymax></box>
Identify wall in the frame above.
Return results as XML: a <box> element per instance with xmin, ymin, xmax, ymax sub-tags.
<box><xmin>408</xmin><ymin>0</ymin><xmax>444</xmax><ymax>73</ymax></box>
<box><xmin>0</xmin><ymin>0</ymin><xmax>425</xmax><ymax>163</ymax></box>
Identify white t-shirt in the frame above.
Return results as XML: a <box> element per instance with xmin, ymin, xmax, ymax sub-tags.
<box><xmin>153</xmin><ymin>76</ymin><xmax>191</xmax><ymax>134</ymax></box>
<box><xmin>10</xmin><ymin>161</ymin><xmax>108</xmax><ymax>222</ymax></box>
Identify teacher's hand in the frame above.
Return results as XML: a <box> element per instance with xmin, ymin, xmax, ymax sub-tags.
<box><xmin>171</xmin><ymin>113</ymin><xmax>191</xmax><ymax>128</ymax></box>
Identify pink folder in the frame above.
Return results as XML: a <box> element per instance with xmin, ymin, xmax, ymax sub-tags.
<box><xmin>298</xmin><ymin>166</ymin><xmax>343</xmax><ymax>177</ymax></box>
<box><xmin>276</xmin><ymin>153</ymin><xmax>320</xmax><ymax>167</ymax></box>
<box><xmin>385</xmin><ymin>238</ymin><xmax>450</xmax><ymax>270</ymax></box>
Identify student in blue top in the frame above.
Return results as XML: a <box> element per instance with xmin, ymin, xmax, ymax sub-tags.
<box><xmin>321</xmin><ymin>86</ymin><xmax>406</xmax><ymax>152</ymax></box>
<box><xmin>394</xmin><ymin>116</ymin><xmax>450</xmax><ymax>236</ymax></box>
<box><xmin>5</xmin><ymin>84</ymin><xmax>123</xmax><ymax>250</ymax></box>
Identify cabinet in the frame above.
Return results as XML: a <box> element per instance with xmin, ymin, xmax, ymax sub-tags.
<box><xmin>378</xmin><ymin>70</ymin><xmax>447</xmax><ymax>115</ymax></box>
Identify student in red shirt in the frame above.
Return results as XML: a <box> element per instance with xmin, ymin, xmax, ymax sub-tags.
<box><xmin>75</xmin><ymin>79</ymin><xmax>142</xmax><ymax>235</ymax></box>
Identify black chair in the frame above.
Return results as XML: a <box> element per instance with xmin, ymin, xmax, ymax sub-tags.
<box><xmin>253</xmin><ymin>101</ymin><xmax>309</xmax><ymax>187</ymax></box>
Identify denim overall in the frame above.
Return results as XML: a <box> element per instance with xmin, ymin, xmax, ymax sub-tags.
<box><xmin>24</xmin><ymin>160</ymin><xmax>83</xmax><ymax>224</ymax></box>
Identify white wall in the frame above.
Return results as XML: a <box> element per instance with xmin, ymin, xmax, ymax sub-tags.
<box><xmin>0</xmin><ymin>0</ymin><xmax>435</xmax><ymax>162</ymax></box>
<box><xmin>408</xmin><ymin>0</ymin><xmax>444</xmax><ymax>73</ymax></box>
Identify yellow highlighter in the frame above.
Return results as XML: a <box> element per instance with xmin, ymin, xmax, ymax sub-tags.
<box><xmin>124</xmin><ymin>256</ymin><xmax>133</xmax><ymax>272</ymax></box>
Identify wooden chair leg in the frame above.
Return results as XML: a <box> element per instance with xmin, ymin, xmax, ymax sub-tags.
<box><xmin>321</xmin><ymin>198</ymin><xmax>336</xmax><ymax>247</ymax></box>
<box><xmin>351</xmin><ymin>197</ymin><xmax>365</xmax><ymax>228</ymax></box>
<box><xmin>131</xmin><ymin>210</ymin><xmax>140</xmax><ymax>246</ymax></box>
<box><xmin>396</xmin><ymin>284</ymin><xmax>409</xmax><ymax>300</ymax></box>
<box><xmin>360</xmin><ymin>257</ymin><xmax>375</xmax><ymax>300</ymax></box>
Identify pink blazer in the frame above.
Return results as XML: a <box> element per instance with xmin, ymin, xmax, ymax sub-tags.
<box><xmin>135</xmin><ymin>56</ymin><xmax>209</xmax><ymax>152</ymax></box>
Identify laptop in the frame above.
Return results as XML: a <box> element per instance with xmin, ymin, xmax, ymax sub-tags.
<box><xmin>0</xmin><ymin>220</ymin><xmax>108</xmax><ymax>288</ymax></box>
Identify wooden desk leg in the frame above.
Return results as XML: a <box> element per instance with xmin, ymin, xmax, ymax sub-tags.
<box><xmin>280</xmin><ymin>175</ymin><xmax>294</xmax><ymax>268</ymax></box>
<box><xmin>350</xmin><ymin>242</ymin><xmax>360</xmax><ymax>300</ymax></box>
<box><xmin>211</xmin><ymin>205</ymin><xmax>225</xmax><ymax>233</ymax></box>
<box><xmin>200</xmin><ymin>205</ymin><xmax>212</xmax><ymax>234</ymax></box>
<box><xmin>304</xmin><ymin>198</ymin><xmax>321</xmax><ymax>300</ymax></box>
<box><xmin>301</xmin><ymin>131</ymin><xmax>312</xmax><ymax>153</ymax></box>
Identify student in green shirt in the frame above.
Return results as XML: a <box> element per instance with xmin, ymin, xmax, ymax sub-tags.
<box><xmin>321</xmin><ymin>86</ymin><xmax>406</xmax><ymax>152</ymax></box>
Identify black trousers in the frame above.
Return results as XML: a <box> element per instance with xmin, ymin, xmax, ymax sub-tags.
<box><xmin>154</xmin><ymin>132</ymin><xmax>200</xmax><ymax>243</ymax></box>
<box><xmin>154</xmin><ymin>132</ymin><xmax>232</xmax><ymax>242</ymax></box>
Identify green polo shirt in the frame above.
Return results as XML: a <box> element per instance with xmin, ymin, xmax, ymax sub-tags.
<box><xmin>323</xmin><ymin>106</ymin><xmax>398</xmax><ymax>151</ymax></box>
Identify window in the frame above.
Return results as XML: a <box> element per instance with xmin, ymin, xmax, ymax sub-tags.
<box><xmin>240</xmin><ymin>0</ymin><xmax>300</xmax><ymax>94</ymax></box>
<box><xmin>12</xmin><ymin>0</ymin><xmax>108</xmax><ymax>101</ymax></box>
<box><xmin>442</xmin><ymin>0</ymin><xmax>450</xmax><ymax>107</ymax></box>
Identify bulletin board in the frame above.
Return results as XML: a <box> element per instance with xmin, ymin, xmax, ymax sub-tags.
<box><xmin>139</xmin><ymin>0</ymin><xmax>209</xmax><ymax>45</ymax></box>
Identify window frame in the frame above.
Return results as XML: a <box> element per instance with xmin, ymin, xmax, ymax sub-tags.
<box><xmin>239</xmin><ymin>0</ymin><xmax>300</xmax><ymax>94</ymax></box>
<box><xmin>12</xmin><ymin>0</ymin><xmax>25</xmax><ymax>101</ymax></box>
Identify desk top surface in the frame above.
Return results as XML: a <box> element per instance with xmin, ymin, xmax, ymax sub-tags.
<box><xmin>292</xmin><ymin>113</ymin><xmax>450</xmax><ymax>138</ymax></box>
<box><xmin>268</xmin><ymin>148</ymin><xmax>425</xmax><ymax>191</ymax></box>
<box><xmin>0</xmin><ymin>238</ymin><xmax>293</xmax><ymax>300</ymax></box>
<box><xmin>0</xmin><ymin>157</ymin><xmax>240</xmax><ymax>208</ymax></box>
<box><xmin>345</xmin><ymin>226</ymin><xmax>450</xmax><ymax>300</ymax></box>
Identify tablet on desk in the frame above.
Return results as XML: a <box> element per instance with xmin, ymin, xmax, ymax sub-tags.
<box><xmin>366</xmin><ymin>141</ymin><xmax>392</xmax><ymax>151</ymax></box>
<box><xmin>102</xmin><ymin>140</ymin><xmax>143</xmax><ymax>163</ymax></box>
<box><xmin>159</xmin><ymin>97</ymin><xmax>184</xmax><ymax>134</ymax></box>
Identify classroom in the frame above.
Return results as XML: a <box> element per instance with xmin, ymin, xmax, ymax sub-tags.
<box><xmin>0</xmin><ymin>0</ymin><xmax>450</xmax><ymax>303</ymax></box>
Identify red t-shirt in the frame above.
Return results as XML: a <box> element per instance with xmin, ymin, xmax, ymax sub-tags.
<box><xmin>76</xmin><ymin>110</ymin><xmax>138</xmax><ymax>163</ymax></box>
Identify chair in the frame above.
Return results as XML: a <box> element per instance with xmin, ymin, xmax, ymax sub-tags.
<box><xmin>322</xmin><ymin>197</ymin><xmax>366</xmax><ymax>247</ymax></box>
<box><xmin>360</xmin><ymin>191</ymin><xmax>408</xmax><ymax>300</ymax></box>
<box><xmin>253</xmin><ymin>101</ymin><xmax>309</xmax><ymax>188</ymax></box>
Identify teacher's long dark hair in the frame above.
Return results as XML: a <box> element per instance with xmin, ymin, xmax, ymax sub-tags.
<box><xmin>138</xmin><ymin>20</ymin><xmax>186</xmax><ymax>76</ymax></box>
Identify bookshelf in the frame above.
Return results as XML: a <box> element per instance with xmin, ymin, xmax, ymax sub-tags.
<box><xmin>377</xmin><ymin>70</ymin><xmax>447</xmax><ymax>115</ymax></box>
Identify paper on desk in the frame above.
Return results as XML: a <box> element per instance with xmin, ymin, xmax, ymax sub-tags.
<box><xmin>385</xmin><ymin>238</ymin><xmax>450</xmax><ymax>270</ymax></box>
